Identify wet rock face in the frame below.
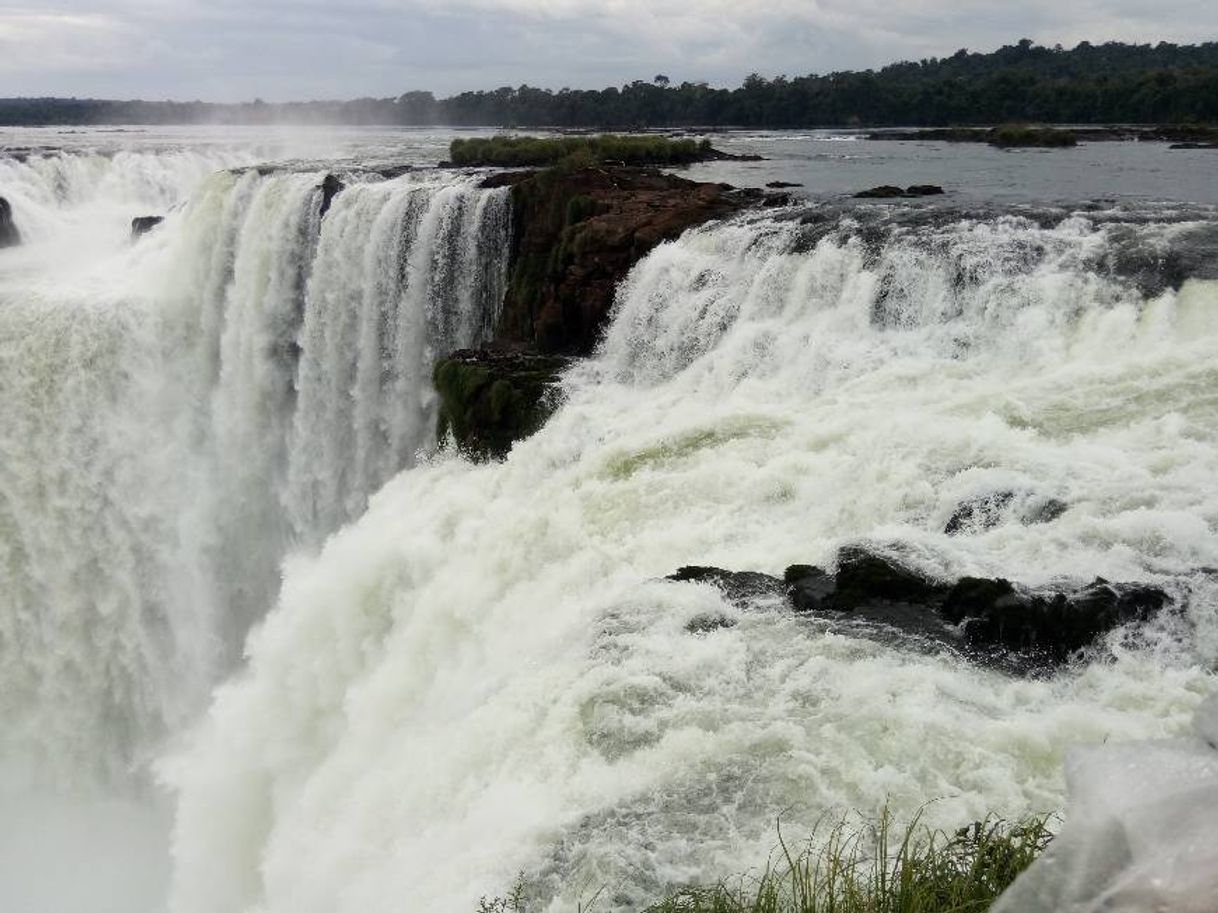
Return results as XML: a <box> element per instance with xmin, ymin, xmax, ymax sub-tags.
<box><xmin>490</xmin><ymin>166</ymin><xmax>755</xmax><ymax>356</ymax></box>
<box><xmin>131</xmin><ymin>216</ymin><xmax>164</xmax><ymax>240</ymax></box>
<box><xmin>433</xmin><ymin>348</ymin><xmax>568</xmax><ymax>461</ymax></box>
<box><xmin>668</xmin><ymin>545</ymin><xmax>1172</xmax><ymax>674</ymax></box>
<box><xmin>854</xmin><ymin>184</ymin><xmax>945</xmax><ymax>199</ymax></box>
<box><xmin>318</xmin><ymin>174</ymin><xmax>344</xmax><ymax>219</ymax></box>
<box><xmin>0</xmin><ymin>196</ymin><xmax>21</xmax><ymax>248</ymax></box>
<box><xmin>944</xmin><ymin>491</ymin><xmax>1068</xmax><ymax>535</ymax></box>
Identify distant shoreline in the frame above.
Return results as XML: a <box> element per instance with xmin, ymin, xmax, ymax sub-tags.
<box><xmin>1</xmin><ymin>39</ymin><xmax>1215</xmax><ymax>129</ymax></box>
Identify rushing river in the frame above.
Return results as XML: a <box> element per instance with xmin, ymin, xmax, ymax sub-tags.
<box><xmin>1</xmin><ymin>126</ymin><xmax>1215</xmax><ymax>913</ymax></box>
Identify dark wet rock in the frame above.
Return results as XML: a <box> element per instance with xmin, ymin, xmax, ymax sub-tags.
<box><xmin>855</xmin><ymin>185</ymin><xmax>908</xmax><ymax>199</ymax></box>
<box><xmin>376</xmin><ymin>164</ymin><xmax>415</xmax><ymax>179</ymax></box>
<box><xmin>766</xmin><ymin>180</ymin><xmax>803</xmax><ymax>188</ymax></box>
<box><xmin>667</xmin><ymin>544</ymin><xmax>1172</xmax><ymax>674</ymax></box>
<box><xmin>667</xmin><ymin>566</ymin><xmax>785</xmax><ymax>604</ymax></box>
<box><xmin>1095</xmin><ymin>222</ymin><xmax>1218</xmax><ymax>295</ymax></box>
<box><xmin>784</xmin><ymin>564</ymin><xmax>837</xmax><ymax>612</ymax></box>
<box><xmin>832</xmin><ymin>545</ymin><xmax>950</xmax><ymax>607</ymax></box>
<box><xmin>0</xmin><ymin>197</ymin><xmax>20</xmax><ymax>248</ymax></box>
<box><xmin>130</xmin><ymin>216</ymin><xmax>163</xmax><ymax>240</ymax></box>
<box><xmin>318</xmin><ymin>174</ymin><xmax>344</xmax><ymax>219</ymax></box>
<box><xmin>433</xmin><ymin>347</ymin><xmax>568</xmax><ymax>461</ymax></box>
<box><xmin>684</xmin><ymin>612</ymin><xmax>737</xmax><ymax>634</ymax></box>
<box><xmin>492</xmin><ymin>166</ymin><xmax>752</xmax><ymax>355</ymax></box>
<box><xmin>855</xmin><ymin>184</ymin><xmax>945</xmax><ymax>199</ymax></box>
<box><xmin>944</xmin><ymin>492</ymin><xmax>1067</xmax><ymax>535</ymax></box>
<box><xmin>943</xmin><ymin>576</ymin><xmax>1169</xmax><ymax>663</ymax></box>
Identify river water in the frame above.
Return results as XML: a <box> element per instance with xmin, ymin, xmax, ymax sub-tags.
<box><xmin>1</xmin><ymin>126</ymin><xmax>1215</xmax><ymax>912</ymax></box>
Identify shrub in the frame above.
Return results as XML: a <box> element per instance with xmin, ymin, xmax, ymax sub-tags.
<box><xmin>449</xmin><ymin>134</ymin><xmax>713</xmax><ymax>167</ymax></box>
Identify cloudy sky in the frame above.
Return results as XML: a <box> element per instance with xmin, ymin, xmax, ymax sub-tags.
<box><xmin>1</xmin><ymin>0</ymin><xmax>1215</xmax><ymax>102</ymax></box>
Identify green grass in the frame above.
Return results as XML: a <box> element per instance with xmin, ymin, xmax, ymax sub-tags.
<box><xmin>450</xmin><ymin>134</ymin><xmax>714</xmax><ymax>168</ymax></box>
<box><xmin>477</xmin><ymin>811</ymin><xmax>1054</xmax><ymax>913</ymax></box>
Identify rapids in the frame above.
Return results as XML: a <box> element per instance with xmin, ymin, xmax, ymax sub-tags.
<box><xmin>1</xmin><ymin>135</ymin><xmax>1215</xmax><ymax>913</ymax></box>
<box><xmin>169</xmin><ymin>208</ymin><xmax>1217</xmax><ymax>910</ymax></box>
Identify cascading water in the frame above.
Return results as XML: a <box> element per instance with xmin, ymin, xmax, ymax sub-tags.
<box><xmin>0</xmin><ymin>154</ymin><xmax>512</xmax><ymax>793</ymax></box>
<box><xmin>162</xmin><ymin>205</ymin><xmax>1218</xmax><ymax>912</ymax></box>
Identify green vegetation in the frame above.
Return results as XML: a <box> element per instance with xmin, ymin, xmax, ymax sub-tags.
<box><xmin>449</xmin><ymin>134</ymin><xmax>713</xmax><ymax>167</ymax></box>
<box><xmin>6</xmin><ymin>41</ymin><xmax>1218</xmax><ymax>127</ymax></box>
<box><xmin>477</xmin><ymin>811</ymin><xmax>1053</xmax><ymax>913</ymax></box>
<box><xmin>433</xmin><ymin>352</ymin><xmax>567</xmax><ymax>460</ymax></box>
<box><xmin>988</xmin><ymin>125</ymin><xmax>1077</xmax><ymax>147</ymax></box>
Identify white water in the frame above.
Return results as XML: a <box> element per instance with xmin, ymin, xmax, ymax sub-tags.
<box><xmin>0</xmin><ymin>153</ymin><xmax>511</xmax><ymax>796</ymax></box>
<box><xmin>162</xmin><ymin>210</ymin><xmax>1217</xmax><ymax>911</ymax></box>
<box><xmin>3</xmin><ymin>136</ymin><xmax>1216</xmax><ymax>913</ymax></box>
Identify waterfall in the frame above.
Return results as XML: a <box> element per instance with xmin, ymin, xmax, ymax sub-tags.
<box><xmin>0</xmin><ymin>156</ymin><xmax>512</xmax><ymax>789</ymax></box>
<box><xmin>163</xmin><ymin>206</ymin><xmax>1218</xmax><ymax>912</ymax></box>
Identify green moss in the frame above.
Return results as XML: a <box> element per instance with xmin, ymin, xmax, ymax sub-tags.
<box><xmin>565</xmin><ymin>194</ymin><xmax>597</xmax><ymax>225</ymax></box>
<box><xmin>433</xmin><ymin>354</ymin><xmax>567</xmax><ymax>461</ymax></box>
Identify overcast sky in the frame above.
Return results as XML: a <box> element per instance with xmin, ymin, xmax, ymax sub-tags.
<box><xmin>1</xmin><ymin>0</ymin><xmax>1216</xmax><ymax>102</ymax></box>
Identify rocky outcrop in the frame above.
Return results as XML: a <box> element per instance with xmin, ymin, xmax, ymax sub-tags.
<box><xmin>435</xmin><ymin>165</ymin><xmax>779</xmax><ymax>458</ymax></box>
<box><xmin>131</xmin><ymin>216</ymin><xmax>163</xmax><ymax>240</ymax></box>
<box><xmin>487</xmin><ymin>166</ymin><xmax>760</xmax><ymax>356</ymax></box>
<box><xmin>855</xmin><ymin>184</ymin><xmax>945</xmax><ymax>199</ymax></box>
<box><xmin>433</xmin><ymin>348</ymin><xmax>569</xmax><ymax>461</ymax></box>
<box><xmin>0</xmin><ymin>197</ymin><xmax>20</xmax><ymax>248</ymax></box>
<box><xmin>318</xmin><ymin>174</ymin><xmax>344</xmax><ymax>218</ymax></box>
<box><xmin>668</xmin><ymin>544</ymin><xmax>1172</xmax><ymax>673</ymax></box>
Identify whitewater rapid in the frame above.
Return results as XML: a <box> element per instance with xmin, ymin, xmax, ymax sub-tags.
<box><xmin>162</xmin><ymin>206</ymin><xmax>1218</xmax><ymax>911</ymax></box>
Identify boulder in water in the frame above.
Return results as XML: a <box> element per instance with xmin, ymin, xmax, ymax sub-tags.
<box><xmin>944</xmin><ymin>491</ymin><xmax>1067</xmax><ymax>535</ymax></box>
<box><xmin>666</xmin><ymin>544</ymin><xmax>1172</xmax><ymax>673</ymax></box>
<box><xmin>318</xmin><ymin>174</ymin><xmax>344</xmax><ymax>218</ymax></box>
<box><xmin>0</xmin><ymin>196</ymin><xmax>20</xmax><ymax>248</ymax></box>
<box><xmin>855</xmin><ymin>185</ymin><xmax>907</xmax><ymax>199</ymax></box>
<box><xmin>131</xmin><ymin>216</ymin><xmax>164</xmax><ymax>240</ymax></box>
<box><xmin>854</xmin><ymin>184</ymin><xmax>946</xmax><ymax>199</ymax></box>
<box><xmin>668</xmin><ymin>566</ymin><xmax>786</xmax><ymax>605</ymax></box>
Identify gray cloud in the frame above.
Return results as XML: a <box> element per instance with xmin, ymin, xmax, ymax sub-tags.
<box><xmin>0</xmin><ymin>0</ymin><xmax>1215</xmax><ymax>101</ymax></box>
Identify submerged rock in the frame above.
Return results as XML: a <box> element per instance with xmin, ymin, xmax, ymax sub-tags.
<box><xmin>667</xmin><ymin>566</ymin><xmax>785</xmax><ymax>604</ymax></box>
<box><xmin>855</xmin><ymin>184</ymin><xmax>945</xmax><ymax>199</ymax></box>
<box><xmin>944</xmin><ymin>491</ymin><xmax>1067</xmax><ymax>535</ymax></box>
<box><xmin>666</xmin><ymin>544</ymin><xmax>1172</xmax><ymax>673</ymax></box>
<box><xmin>130</xmin><ymin>215</ymin><xmax>163</xmax><ymax>240</ymax></box>
<box><xmin>433</xmin><ymin>348</ymin><xmax>568</xmax><ymax>461</ymax></box>
<box><xmin>0</xmin><ymin>196</ymin><xmax>21</xmax><ymax>248</ymax></box>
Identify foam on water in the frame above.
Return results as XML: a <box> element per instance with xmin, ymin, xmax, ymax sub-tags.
<box><xmin>164</xmin><ymin>209</ymin><xmax>1217</xmax><ymax>912</ymax></box>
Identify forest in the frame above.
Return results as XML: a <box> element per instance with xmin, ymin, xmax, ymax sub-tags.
<box><xmin>3</xmin><ymin>39</ymin><xmax>1217</xmax><ymax>128</ymax></box>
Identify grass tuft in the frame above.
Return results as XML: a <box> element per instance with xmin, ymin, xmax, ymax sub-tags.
<box><xmin>642</xmin><ymin>811</ymin><xmax>1053</xmax><ymax>913</ymax></box>
<box><xmin>476</xmin><ymin>810</ymin><xmax>1053</xmax><ymax>913</ymax></box>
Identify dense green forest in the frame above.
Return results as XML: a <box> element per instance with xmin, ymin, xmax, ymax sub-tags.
<box><xmin>3</xmin><ymin>39</ymin><xmax>1217</xmax><ymax>128</ymax></box>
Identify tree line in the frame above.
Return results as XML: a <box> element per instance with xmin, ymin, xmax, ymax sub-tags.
<box><xmin>3</xmin><ymin>40</ymin><xmax>1217</xmax><ymax>128</ymax></box>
